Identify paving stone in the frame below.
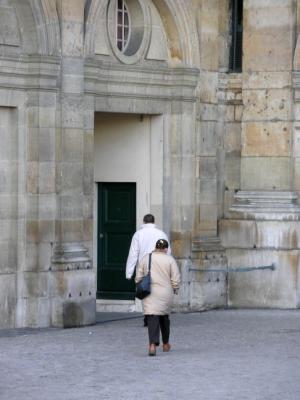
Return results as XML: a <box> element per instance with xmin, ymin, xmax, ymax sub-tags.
<box><xmin>0</xmin><ymin>310</ymin><xmax>300</xmax><ymax>400</ymax></box>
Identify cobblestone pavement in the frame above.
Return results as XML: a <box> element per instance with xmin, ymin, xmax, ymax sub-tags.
<box><xmin>1</xmin><ymin>309</ymin><xmax>300</xmax><ymax>400</ymax></box>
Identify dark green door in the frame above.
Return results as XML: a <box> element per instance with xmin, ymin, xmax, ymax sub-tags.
<box><xmin>97</xmin><ymin>182</ymin><xmax>136</xmax><ymax>300</ymax></box>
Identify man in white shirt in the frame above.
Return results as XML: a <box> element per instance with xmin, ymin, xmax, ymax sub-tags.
<box><xmin>125</xmin><ymin>214</ymin><xmax>171</xmax><ymax>280</ymax></box>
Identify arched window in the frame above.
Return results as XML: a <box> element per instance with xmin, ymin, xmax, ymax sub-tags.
<box><xmin>116</xmin><ymin>0</ymin><xmax>130</xmax><ymax>52</ymax></box>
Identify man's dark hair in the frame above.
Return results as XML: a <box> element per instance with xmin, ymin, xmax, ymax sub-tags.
<box><xmin>143</xmin><ymin>214</ymin><xmax>155</xmax><ymax>224</ymax></box>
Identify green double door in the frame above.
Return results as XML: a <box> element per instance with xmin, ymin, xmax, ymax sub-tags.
<box><xmin>97</xmin><ymin>183</ymin><xmax>136</xmax><ymax>300</ymax></box>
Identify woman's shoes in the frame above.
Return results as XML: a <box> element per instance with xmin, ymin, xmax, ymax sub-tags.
<box><xmin>148</xmin><ymin>343</ymin><xmax>171</xmax><ymax>355</ymax></box>
<box><xmin>148</xmin><ymin>344</ymin><xmax>156</xmax><ymax>356</ymax></box>
<box><xmin>163</xmin><ymin>343</ymin><xmax>171</xmax><ymax>352</ymax></box>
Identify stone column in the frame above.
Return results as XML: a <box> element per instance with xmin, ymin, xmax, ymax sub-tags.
<box><xmin>186</xmin><ymin>0</ymin><xmax>227</xmax><ymax>312</ymax></box>
<box><xmin>50</xmin><ymin>0</ymin><xmax>95</xmax><ymax>327</ymax></box>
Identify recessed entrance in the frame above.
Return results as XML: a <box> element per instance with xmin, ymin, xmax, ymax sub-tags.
<box><xmin>94</xmin><ymin>112</ymin><xmax>163</xmax><ymax>305</ymax></box>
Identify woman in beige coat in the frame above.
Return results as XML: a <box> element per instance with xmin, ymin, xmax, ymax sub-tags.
<box><xmin>135</xmin><ymin>239</ymin><xmax>181</xmax><ymax>356</ymax></box>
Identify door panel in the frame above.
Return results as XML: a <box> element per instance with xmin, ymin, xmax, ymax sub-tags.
<box><xmin>97</xmin><ymin>183</ymin><xmax>136</xmax><ymax>299</ymax></box>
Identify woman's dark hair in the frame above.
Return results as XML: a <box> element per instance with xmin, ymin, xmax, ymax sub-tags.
<box><xmin>155</xmin><ymin>239</ymin><xmax>169</xmax><ymax>249</ymax></box>
<box><xmin>143</xmin><ymin>214</ymin><xmax>155</xmax><ymax>223</ymax></box>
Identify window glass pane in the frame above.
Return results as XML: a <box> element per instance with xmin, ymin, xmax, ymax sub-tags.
<box><xmin>117</xmin><ymin>26</ymin><xmax>122</xmax><ymax>41</ymax></box>
<box><xmin>116</xmin><ymin>0</ymin><xmax>130</xmax><ymax>53</ymax></box>
<box><xmin>117</xmin><ymin>12</ymin><xmax>122</xmax><ymax>25</ymax></box>
<box><xmin>117</xmin><ymin>40</ymin><xmax>123</xmax><ymax>51</ymax></box>
<box><xmin>124</xmin><ymin>27</ymin><xmax>129</xmax><ymax>40</ymax></box>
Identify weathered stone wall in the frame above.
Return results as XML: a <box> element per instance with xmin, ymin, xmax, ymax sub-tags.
<box><xmin>220</xmin><ymin>0</ymin><xmax>300</xmax><ymax>309</ymax></box>
<box><xmin>1</xmin><ymin>0</ymin><xmax>300</xmax><ymax>327</ymax></box>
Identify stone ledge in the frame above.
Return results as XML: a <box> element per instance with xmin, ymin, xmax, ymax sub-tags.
<box><xmin>229</xmin><ymin>191</ymin><xmax>300</xmax><ymax>220</ymax></box>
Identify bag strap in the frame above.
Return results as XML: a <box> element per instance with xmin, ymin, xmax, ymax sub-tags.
<box><xmin>148</xmin><ymin>253</ymin><xmax>152</xmax><ymax>273</ymax></box>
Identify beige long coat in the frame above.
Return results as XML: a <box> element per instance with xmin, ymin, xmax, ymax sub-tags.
<box><xmin>135</xmin><ymin>250</ymin><xmax>181</xmax><ymax>315</ymax></box>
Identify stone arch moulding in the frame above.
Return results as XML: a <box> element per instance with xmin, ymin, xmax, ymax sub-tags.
<box><xmin>84</xmin><ymin>0</ymin><xmax>199</xmax><ymax>67</ymax></box>
<box><xmin>29</xmin><ymin>0</ymin><xmax>60</xmax><ymax>55</ymax></box>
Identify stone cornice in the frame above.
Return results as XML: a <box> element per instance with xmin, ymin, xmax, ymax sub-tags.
<box><xmin>229</xmin><ymin>191</ymin><xmax>300</xmax><ymax>220</ymax></box>
<box><xmin>0</xmin><ymin>55</ymin><xmax>60</xmax><ymax>91</ymax></box>
<box><xmin>84</xmin><ymin>60</ymin><xmax>199</xmax><ymax>102</ymax></box>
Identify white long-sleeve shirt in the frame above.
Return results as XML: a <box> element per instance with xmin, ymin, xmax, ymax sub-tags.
<box><xmin>125</xmin><ymin>223</ymin><xmax>171</xmax><ymax>279</ymax></box>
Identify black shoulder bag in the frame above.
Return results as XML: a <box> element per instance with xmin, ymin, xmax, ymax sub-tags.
<box><xmin>135</xmin><ymin>253</ymin><xmax>152</xmax><ymax>300</ymax></box>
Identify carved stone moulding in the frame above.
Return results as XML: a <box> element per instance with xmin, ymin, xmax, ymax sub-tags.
<box><xmin>229</xmin><ymin>191</ymin><xmax>300</xmax><ymax>220</ymax></box>
<box><xmin>51</xmin><ymin>242</ymin><xmax>91</xmax><ymax>264</ymax></box>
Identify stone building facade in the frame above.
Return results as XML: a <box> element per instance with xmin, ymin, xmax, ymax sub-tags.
<box><xmin>1</xmin><ymin>0</ymin><xmax>300</xmax><ymax>328</ymax></box>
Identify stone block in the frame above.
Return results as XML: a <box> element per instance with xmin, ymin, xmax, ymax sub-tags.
<box><xmin>26</xmin><ymin>220</ymin><xmax>39</xmax><ymax>243</ymax></box>
<box><xmin>60</xmin><ymin>162</ymin><xmax>83</xmax><ymax>194</ymax></box>
<box><xmin>19</xmin><ymin>272</ymin><xmax>48</xmax><ymax>298</ymax></box>
<box><xmin>242</xmin><ymin>122</ymin><xmax>291</xmax><ymax>156</ymax></box>
<box><xmin>60</xmin><ymin>0</ymin><xmax>84</xmax><ymax>22</ymax></box>
<box><xmin>224</xmin><ymin>151</ymin><xmax>241</xmax><ymax>188</ymax></box>
<box><xmin>0</xmin><ymin>274</ymin><xmax>16</xmax><ymax>328</ymax></box>
<box><xmin>39</xmin><ymin>128</ymin><xmax>55</xmax><ymax>162</ymax></box>
<box><xmin>16</xmin><ymin>297</ymin><xmax>51</xmax><ymax>328</ymax></box>
<box><xmin>234</xmin><ymin>105</ymin><xmax>243</xmax><ymax>122</ymax></box>
<box><xmin>0</xmin><ymin>242</ymin><xmax>18</xmax><ymax>273</ymax></box>
<box><xmin>218</xmin><ymin>104</ymin><xmax>235</xmax><ymax>122</ymax></box>
<box><xmin>170</xmin><ymin>231</ymin><xmax>191</xmax><ymax>259</ymax></box>
<box><xmin>200</xmin><ymin>72</ymin><xmax>218</xmax><ymax>103</ymax></box>
<box><xmin>241</xmin><ymin>157</ymin><xmax>291</xmax><ymax>190</ymax></box>
<box><xmin>27</xmin><ymin>127</ymin><xmax>38</xmax><ymax>161</ymax></box>
<box><xmin>197</xmin><ymin>122</ymin><xmax>217</xmax><ymax>156</ymax></box>
<box><xmin>0</xmin><ymin>5</ymin><xmax>20</xmax><ymax>46</ymax></box>
<box><xmin>27</xmin><ymin>195</ymin><xmax>39</xmax><ymax>219</ymax></box>
<box><xmin>56</xmin><ymin>219</ymin><xmax>84</xmax><ymax>242</ymax></box>
<box><xmin>255</xmin><ymin>221</ymin><xmax>300</xmax><ymax>249</ymax></box>
<box><xmin>243</xmin><ymin>89</ymin><xmax>292</xmax><ymax>121</ymax></box>
<box><xmin>190</xmin><ymin>277</ymin><xmax>226</xmax><ymax>311</ymax></box>
<box><xmin>243</xmin><ymin>71</ymin><xmax>292</xmax><ymax>90</ymax></box>
<box><xmin>61</xmin><ymin>21</ymin><xmax>83</xmax><ymax>56</ymax></box>
<box><xmin>226</xmin><ymin>249</ymin><xmax>299</xmax><ymax>308</ymax></box>
<box><xmin>0</xmin><ymin>194</ymin><xmax>18</xmax><ymax>219</ymax></box>
<box><xmin>39</xmin><ymin>220</ymin><xmax>55</xmax><ymax>243</ymax></box>
<box><xmin>224</xmin><ymin>123</ymin><xmax>241</xmax><ymax>152</ymax></box>
<box><xmin>62</xmin><ymin>129</ymin><xmax>84</xmax><ymax>162</ymax></box>
<box><xmin>293</xmin><ymin>127</ymin><xmax>300</xmax><ymax>157</ymax></box>
<box><xmin>293</xmin><ymin>158</ymin><xmax>300</xmax><ymax>190</ymax></box>
<box><xmin>38</xmin><ymin>194</ymin><xmax>56</xmax><ymax>220</ymax></box>
<box><xmin>198</xmin><ymin>157</ymin><xmax>217</xmax><ymax>179</ymax></box>
<box><xmin>39</xmin><ymin>162</ymin><xmax>55</xmax><ymax>194</ymax></box>
<box><xmin>294</xmin><ymin>103</ymin><xmax>300</xmax><ymax>121</ymax></box>
<box><xmin>220</xmin><ymin>219</ymin><xmax>256</xmax><ymax>249</ymax></box>
<box><xmin>60</xmin><ymin>195</ymin><xmax>83</xmax><ymax>219</ymax></box>
<box><xmin>198</xmin><ymin>103</ymin><xmax>218</xmax><ymax>121</ymax></box>
<box><xmin>223</xmin><ymin>190</ymin><xmax>235</xmax><ymax>217</ymax></box>
<box><xmin>0</xmin><ymin>219</ymin><xmax>18</xmax><ymax>242</ymax></box>
<box><xmin>38</xmin><ymin>108</ymin><xmax>56</xmax><ymax>128</ymax></box>
<box><xmin>83</xmin><ymin>162</ymin><xmax>93</xmax><ymax>195</ymax></box>
<box><xmin>49</xmin><ymin>268</ymin><xmax>95</xmax><ymax>327</ymax></box>
<box><xmin>0</xmin><ymin>161</ymin><xmax>18</xmax><ymax>194</ymax></box>
<box><xmin>198</xmin><ymin>179</ymin><xmax>217</xmax><ymax>204</ymax></box>
<box><xmin>243</xmin><ymin>28</ymin><xmax>293</xmax><ymax>71</ymax></box>
<box><xmin>0</xmin><ymin>127</ymin><xmax>17</xmax><ymax>162</ymax></box>
<box><xmin>83</xmin><ymin>218</ymin><xmax>93</xmax><ymax>241</ymax></box>
<box><xmin>61</xmin><ymin>95</ymin><xmax>83</xmax><ymax>128</ymax></box>
<box><xmin>27</xmin><ymin>162</ymin><xmax>38</xmax><ymax>194</ymax></box>
<box><xmin>199</xmin><ymin>204</ymin><xmax>218</xmax><ymax>231</ymax></box>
